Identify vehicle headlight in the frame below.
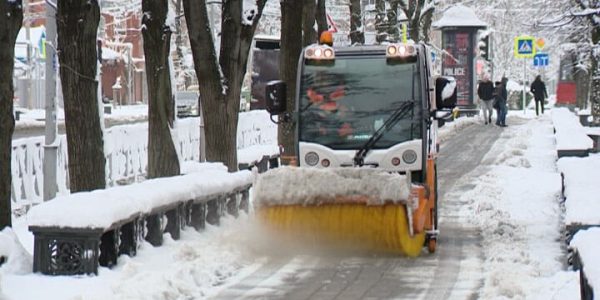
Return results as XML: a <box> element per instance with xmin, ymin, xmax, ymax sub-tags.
<box><xmin>305</xmin><ymin>152</ymin><xmax>319</xmax><ymax>166</ymax></box>
<box><xmin>387</xmin><ymin>45</ymin><xmax>397</xmax><ymax>56</ymax></box>
<box><xmin>402</xmin><ymin>150</ymin><xmax>417</xmax><ymax>164</ymax></box>
<box><xmin>314</xmin><ymin>48</ymin><xmax>323</xmax><ymax>57</ymax></box>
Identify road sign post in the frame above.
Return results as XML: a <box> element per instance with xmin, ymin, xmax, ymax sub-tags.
<box><xmin>44</xmin><ymin>1</ymin><xmax>58</xmax><ymax>201</ymax></box>
<box><xmin>515</xmin><ymin>35</ymin><xmax>536</xmax><ymax>114</ymax></box>
<box><xmin>514</xmin><ymin>36</ymin><xmax>536</xmax><ymax>59</ymax></box>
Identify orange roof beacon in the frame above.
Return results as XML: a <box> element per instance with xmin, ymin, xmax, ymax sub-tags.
<box><xmin>319</xmin><ymin>31</ymin><xmax>334</xmax><ymax>46</ymax></box>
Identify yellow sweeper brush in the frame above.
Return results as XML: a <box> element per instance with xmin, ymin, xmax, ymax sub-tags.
<box><xmin>253</xmin><ymin>165</ymin><xmax>436</xmax><ymax>256</ymax></box>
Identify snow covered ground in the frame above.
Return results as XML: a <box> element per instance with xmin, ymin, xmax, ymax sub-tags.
<box><xmin>0</xmin><ymin>108</ymin><xmax>593</xmax><ymax>299</ymax></box>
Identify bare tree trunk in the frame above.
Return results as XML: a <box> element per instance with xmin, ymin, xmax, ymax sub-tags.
<box><xmin>574</xmin><ymin>0</ymin><xmax>600</xmax><ymax>123</ymax></box>
<box><xmin>591</xmin><ymin>27</ymin><xmax>600</xmax><ymax>124</ymax></box>
<box><xmin>315</xmin><ymin>0</ymin><xmax>328</xmax><ymax>38</ymax></box>
<box><xmin>420</xmin><ymin>8</ymin><xmax>434</xmax><ymax>43</ymax></box>
<box><xmin>302</xmin><ymin>0</ymin><xmax>317</xmax><ymax>47</ymax></box>
<box><xmin>183</xmin><ymin>0</ymin><xmax>267</xmax><ymax>171</ymax></box>
<box><xmin>349</xmin><ymin>0</ymin><xmax>364</xmax><ymax>45</ymax></box>
<box><xmin>375</xmin><ymin>0</ymin><xmax>387</xmax><ymax>44</ymax></box>
<box><xmin>591</xmin><ymin>59</ymin><xmax>600</xmax><ymax>124</ymax></box>
<box><xmin>0</xmin><ymin>1</ymin><xmax>23</xmax><ymax>229</ymax></box>
<box><xmin>57</xmin><ymin>0</ymin><xmax>105</xmax><ymax>193</ymax></box>
<box><xmin>387</xmin><ymin>0</ymin><xmax>399</xmax><ymax>42</ymax></box>
<box><xmin>278</xmin><ymin>0</ymin><xmax>303</xmax><ymax>166</ymax></box>
<box><xmin>174</xmin><ymin>0</ymin><xmax>186</xmax><ymax>89</ymax></box>
<box><xmin>142</xmin><ymin>0</ymin><xmax>180</xmax><ymax>179</ymax></box>
<box><xmin>575</xmin><ymin>66</ymin><xmax>590</xmax><ymax>110</ymax></box>
<box><xmin>398</xmin><ymin>0</ymin><xmax>436</xmax><ymax>43</ymax></box>
<box><xmin>408</xmin><ymin>10</ymin><xmax>420</xmax><ymax>42</ymax></box>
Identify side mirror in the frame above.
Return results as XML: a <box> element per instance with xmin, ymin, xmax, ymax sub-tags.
<box><xmin>435</xmin><ymin>76</ymin><xmax>457</xmax><ymax>110</ymax></box>
<box><xmin>265</xmin><ymin>80</ymin><xmax>287</xmax><ymax>115</ymax></box>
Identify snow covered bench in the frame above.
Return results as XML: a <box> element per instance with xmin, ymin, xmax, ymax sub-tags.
<box><xmin>238</xmin><ymin>145</ymin><xmax>280</xmax><ymax>173</ymax></box>
<box><xmin>569</xmin><ymin>228</ymin><xmax>600</xmax><ymax>300</ymax></box>
<box><xmin>27</xmin><ymin>164</ymin><xmax>253</xmax><ymax>276</ymax></box>
<box><xmin>578</xmin><ymin>110</ymin><xmax>592</xmax><ymax>127</ymax></box>
<box><xmin>557</xmin><ymin>156</ymin><xmax>600</xmax><ymax>248</ymax></box>
<box><xmin>552</xmin><ymin>108</ymin><xmax>593</xmax><ymax>158</ymax></box>
<box><xmin>585</xmin><ymin>127</ymin><xmax>600</xmax><ymax>153</ymax></box>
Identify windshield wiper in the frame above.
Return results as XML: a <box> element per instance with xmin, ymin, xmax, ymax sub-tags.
<box><xmin>353</xmin><ymin>100</ymin><xmax>415</xmax><ymax>166</ymax></box>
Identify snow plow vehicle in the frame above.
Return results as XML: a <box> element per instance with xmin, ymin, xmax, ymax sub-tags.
<box><xmin>253</xmin><ymin>37</ymin><xmax>457</xmax><ymax>256</ymax></box>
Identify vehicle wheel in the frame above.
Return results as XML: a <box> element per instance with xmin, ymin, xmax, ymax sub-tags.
<box><xmin>427</xmin><ymin>237</ymin><xmax>437</xmax><ymax>253</ymax></box>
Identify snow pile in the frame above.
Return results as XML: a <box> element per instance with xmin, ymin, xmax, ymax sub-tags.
<box><xmin>557</xmin><ymin>155</ymin><xmax>600</xmax><ymax>225</ymax></box>
<box><xmin>570</xmin><ymin>227</ymin><xmax>600</xmax><ymax>294</ymax></box>
<box><xmin>437</xmin><ymin>115</ymin><xmax>479</xmax><ymax>143</ymax></box>
<box><xmin>13</xmin><ymin>105</ymin><xmax>148</xmax><ymax>130</ymax></box>
<box><xmin>0</xmin><ymin>228</ymin><xmax>31</xmax><ymax>276</ymax></box>
<box><xmin>242</xmin><ymin>0</ymin><xmax>258</xmax><ymax>26</ymax></box>
<box><xmin>551</xmin><ymin>107</ymin><xmax>593</xmax><ymax>151</ymax></box>
<box><xmin>180</xmin><ymin>161</ymin><xmax>229</xmax><ymax>174</ymax></box>
<box><xmin>441</xmin><ymin>76</ymin><xmax>456</xmax><ymax>100</ymax></box>
<box><xmin>238</xmin><ymin>145</ymin><xmax>280</xmax><ymax>165</ymax></box>
<box><xmin>2</xmin><ymin>215</ymin><xmax>264</xmax><ymax>300</ymax></box>
<box><xmin>105</xmin><ymin>105</ymin><xmax>149</xmax><ymax>124</ymax></box>
<box><xmin>28</xmin><ymin>164</ymin><xmax>253</xmax><ymax>229</ymax></box>
<box><xmin>585</xmin><ymin>125</ymin><xmax>600</xmax><ymax>137</ymax></box>
<box><xmin>253</xmin><ymin>166</ymin><xmax>412</xmax><ymax>206</ymax></box>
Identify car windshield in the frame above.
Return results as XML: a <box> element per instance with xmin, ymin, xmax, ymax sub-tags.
<box><xmin>298</xmin><ymin>56</ymin><xmax>422</xmax><ymax>150</ymax></box>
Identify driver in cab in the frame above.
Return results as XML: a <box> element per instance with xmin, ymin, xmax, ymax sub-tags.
<box><xmin>305</xmin><ymin>81</ymin><xmax>353</xmax><ymax>137</ymax></box>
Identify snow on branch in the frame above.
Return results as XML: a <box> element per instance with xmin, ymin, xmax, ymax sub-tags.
<box><xmin>571</xmin><ymin>7</ymin><xmax>600</xmax><ymax>19</ymax></box>
<box><xmin>420</xmin><ymin>0</ymin><xmax>436</xmax><ymax>19</ymax></box>
<box><xmin>242</xmin><ymin>0</ymin><xmax>258</xmax><ymax>26</ymax></box>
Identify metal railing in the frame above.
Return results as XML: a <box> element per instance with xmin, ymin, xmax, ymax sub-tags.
<box><xmin>11</xmin><ymin>110</ymin><xmax>278</xmax><ymax>214</ymax></box>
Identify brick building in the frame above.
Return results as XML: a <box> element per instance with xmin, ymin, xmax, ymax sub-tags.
<box><xmin>18</xmin><ymin>0</ymin><xmax>147</xmax><ymax>107</ymax></box>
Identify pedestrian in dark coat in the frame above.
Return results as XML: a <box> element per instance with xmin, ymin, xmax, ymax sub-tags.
<box><xmin>494</xmin><ymin>77</ymin><xmax>508</xmax><ymax>127</ymax></box>
<box><xmin>477</xmin><ymin>74</ymin><xmax>495</xmax><ymax>125</ymax></box>
<box><xmin>530</xmin><ymin>75</ymin><xmax>548</xmax><ymax>116</ymax></box>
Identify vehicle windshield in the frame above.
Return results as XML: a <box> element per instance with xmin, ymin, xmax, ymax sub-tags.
<box><xmin>298</xmin><ymin>56</ymin><xmax>422</xmax><ymax>150</ymax></box>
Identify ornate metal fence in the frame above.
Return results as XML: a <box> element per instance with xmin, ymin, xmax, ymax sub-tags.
<box><xmin>11</xmin><ymin>111</ymin><xmax>278</xmax><ymax>214</ymax></box>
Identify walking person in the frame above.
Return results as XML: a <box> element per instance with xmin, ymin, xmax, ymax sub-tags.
<box><xmin>477</xmin><ymin>75</ymin><xmax>495</xmax><ymax>125</ymax></box>
<box><xmin>494</xmin><ymin>77</ymin><xmax>508</xmax><ymax>127</ymax></box>
<box><xmin>530</xmin><ymin>75</ymin><xmax>548</xmax><ymax>116</ymax></box>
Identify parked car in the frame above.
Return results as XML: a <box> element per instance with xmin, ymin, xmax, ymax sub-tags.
<box><xmin>176</xmin><ymin>91</ymin><xmax>199</xmax><ymax>118</ymax></box>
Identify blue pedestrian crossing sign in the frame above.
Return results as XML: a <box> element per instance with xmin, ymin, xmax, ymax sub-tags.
<box><xmin>514</xmin><ymin>36</ymin><xmax>536</xmax><ymax>58</ymax></box>
<box><xmin>533</xmin><ymin>53</ymin><xmax>549</xmax><ymax>67</ymax></box>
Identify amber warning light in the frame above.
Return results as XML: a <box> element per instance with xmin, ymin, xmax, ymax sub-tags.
<box><xmin>319</xmin><ymin>31</ymin><xmax>334</xmax><ymax>46</ymax></box>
